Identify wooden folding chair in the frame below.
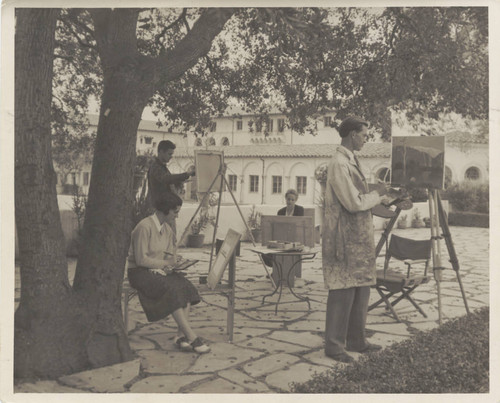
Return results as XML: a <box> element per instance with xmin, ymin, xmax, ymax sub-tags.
<box><xmin>369</xmin><ymin>234</ymin><xmax>432</xmax><ymax>322</ymax></box>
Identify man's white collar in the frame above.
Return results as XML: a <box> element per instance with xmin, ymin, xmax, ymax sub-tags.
<box><xmin>338</xmin><ymin>145</ymin><xmax>356</xmax><ymax>162</ymax></box>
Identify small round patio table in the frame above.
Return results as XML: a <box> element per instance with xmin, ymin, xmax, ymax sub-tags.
<box><xmin>250</xmin><ymin>248</ymin><xmax>317</xmax><ymax>314</ymax></box>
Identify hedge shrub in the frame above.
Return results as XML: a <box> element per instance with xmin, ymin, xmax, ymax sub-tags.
<box><xmin>444</xmin><ymin>182</ymin><xmax>489</xmax><ymax>214</ymax></box>
<box><xmin>448</xmin><ymin>211</ymin><xmax>489</xmax><ymax>228</ymax></box>
<box><xmin>291</xmin><ymin>307</ymin><xmax>489</xmax><ymax>393</ymax></box>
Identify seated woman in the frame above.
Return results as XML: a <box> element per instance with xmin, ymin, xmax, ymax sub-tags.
<box><xmin>263</xmin><ymin>189</ymin><xmax>305</xmax><ymax>268</ymax></box>
<box><xmin>277</xmin><ymin>189</ymin><xmax>304</xmax><ymax>216</ymax></box>
<box><xmin>127</xmin><ymin>193</ymin><xmax>210</xmax><ymax>354</ymax></box>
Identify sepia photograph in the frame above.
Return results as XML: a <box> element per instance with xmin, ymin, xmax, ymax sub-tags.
<box><xmin>0</xmin><ymin>1</ymin><xmax>497</xmax><ymax>401</ymax></box>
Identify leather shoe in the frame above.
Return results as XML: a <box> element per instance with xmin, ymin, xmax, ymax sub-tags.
<box><xmin>347</xmin><ymin>343</ymin><xmax>383</xmax><ymax>354</ymax></box>
<box><xmin>326</xmin><ymin>352</ymin><xmax>354</xmax><ymax>363</ymax></box>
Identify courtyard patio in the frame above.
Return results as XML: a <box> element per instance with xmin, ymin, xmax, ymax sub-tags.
<box><xmin>14</xmin><ymin>226</ymin><xmax>489</xmax><ymax>393</ymax></box>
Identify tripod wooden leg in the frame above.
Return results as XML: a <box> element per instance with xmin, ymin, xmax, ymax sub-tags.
<box><xmin>436</xmin><ymin>192</ymin><xmax>470</xmax><ymax>315</ymax></box>
<box><xmin>222</xmin><ymin>175</ymin><xmax>276</xmax><ymax>288</ymax></box>
<box><xmin>428</xmin><ymin>190</ymin><xmax>443</xmax><ymax>325</ymax></box>
<box><xmin>178</xmin><ymin>172</ymin><xmax>221</xmax><ymax>247</ymax></box>
<box><xmin>208</xmin><ymin>170</ymin><xmax>225</xmax><ymax>273</ymax></box>
<box><xmin>375</xmin><ymin>207</ymin><xmax>402</xmax><ymax>257</ymax></box>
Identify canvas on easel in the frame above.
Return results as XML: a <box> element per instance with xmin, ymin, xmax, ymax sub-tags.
<box><xmin>195</xmin><ymin>150</ymin><xmax>224</xmax><ymax>193</ymax></box>
<box><xmin>391</xmin><ymin>136</ymin><xmax>445</xmax><ymax>189</ymax></box>
<box><xmin>208</xmin><ymin>229</ymin><xmax>242</xmax><ymax>290</ymax></box>
<box><xmin>178</xmin><ymin>149</ymin><xmax>276</xmax><ymax>288</ymax></box>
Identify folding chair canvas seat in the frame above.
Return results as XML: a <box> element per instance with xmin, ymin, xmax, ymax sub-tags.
<box><xmin>369</xmin><ymin>234</ymin><xmax>432</xmax><ymax>322</ymax></box>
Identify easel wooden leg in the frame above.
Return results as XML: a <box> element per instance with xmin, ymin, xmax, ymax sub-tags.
<box><xmin>375</xmin><ymin>207</ymin><xmax>402</xmax><ymax>257</ymax></box>
<box><xmin>428</xmin><ymin>190</ymin><xmax>443</xmax><ymax>325</ymax></box>
<box><xmin>208</xmin><ymin>170</ymin><xmax>225</xmax><ymax>273</ymax></box>
<box><xmin>222</xmin><ymin>175</ymin><xmax>276</xmax><ymax>288</ymax></box>
<box><xmin>436</xmin><ymin>192</ymin><xmax>470</xmax><ymax>315</ymax></box>
<box><xmin>227</xmin><ymin>253</ymin><xmax>236</xmax><ymax>342</ymax></box>
<box><xmin>178</xmin><ymin>172</ymin><xmax>221</xmax><ymax>247</ymax></box>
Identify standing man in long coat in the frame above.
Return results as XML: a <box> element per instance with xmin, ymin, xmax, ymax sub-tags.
<box><xmin>322</xmin><ymin>116</ymin><xmax>391</xmax><ymax>363</ymax></box>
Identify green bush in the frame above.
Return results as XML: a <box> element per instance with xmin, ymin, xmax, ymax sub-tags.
<box><xmin>448</xmin><ymin>212</ymin><xmax>489</xmax><ymax>228</ymax></box>
<box><xmin>291</xmin><ymin>307</ymin><xmax>489</xmax><ymax>393</ymax></box>
<box><xmin>444</xmin><ymin>182</ymin><xmax>489</xmax><ymax>214</ymax></box>
<box><xmin>408</xmin><ymin>187</ymin><xmax>428</xmax><ymax>203</ymax></box>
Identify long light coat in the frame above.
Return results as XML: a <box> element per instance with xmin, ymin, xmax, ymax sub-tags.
<box><xmin>322</xmin><ymin>146</ymin><xmax>381</xmax><ymax>290</ymax></box>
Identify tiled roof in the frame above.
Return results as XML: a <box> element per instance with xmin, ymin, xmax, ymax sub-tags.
<box><xmin>174</xmin><ymin>142</ymin><xmax>391</xmax><ymax>159</ymax></box>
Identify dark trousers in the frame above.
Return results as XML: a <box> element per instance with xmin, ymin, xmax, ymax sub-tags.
<box><xmin>325</xmin><ymin>286</ymin><xmax>370</xmax><ymax>356</ymax></box>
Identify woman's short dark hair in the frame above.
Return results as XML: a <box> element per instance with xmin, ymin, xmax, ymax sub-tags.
<box><xmin>338</xmin><ymin>116</ymin><xmax>369</xmax><ymax>138</ymax></box>
<box><xmin>155</xmin><ymin>193</ymin><xmax>183</xmax><ymax>215</ymax></box>
<box><xmin>285</xmin><ymin>189</ymin><xmax>299</xmax><ymax>199</ymax></box>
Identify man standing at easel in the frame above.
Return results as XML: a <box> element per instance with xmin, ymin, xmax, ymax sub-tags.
<box><xmin>147</xmin><ymin>140</ymin><xmax>195</xmax><ymax>209</ymax></box>
<box><xmin>322</xmin><ymin>116</ymin><xmax>392</xmax><ymax>363</ymax></box>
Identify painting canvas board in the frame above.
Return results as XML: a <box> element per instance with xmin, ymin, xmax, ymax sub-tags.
<box><xmin>391</xmin><ymin>136</ymin><xmax>446</xmax><ymax>190</ymax></box>
<box><xmin>195</xmin><ymin>150</ymin><xmax>224</xmax><ymax>193</ymax></box>
<box><xmin>260</xmin><ymin>216</ymin><xmax>315</xmax><ymax>247</ymax></box>
<box><xmin>207</xmin><ymin>229</ymin><xmax>242</xmax><ymax>290</ymax></box>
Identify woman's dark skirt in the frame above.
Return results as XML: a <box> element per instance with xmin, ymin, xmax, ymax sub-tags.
<box><xmin>128</xmin><ymin>267</ymin><xmax>200</xmax><ymax>322</ymax></box>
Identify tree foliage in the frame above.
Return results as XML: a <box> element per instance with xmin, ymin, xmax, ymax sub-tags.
<box><xmin>53</xmin><ymin>7</ymin><xmax>488</xmax><ymax>142</ymax></box>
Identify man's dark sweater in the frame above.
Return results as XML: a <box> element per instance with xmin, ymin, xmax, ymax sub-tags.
<box><xmin>147</xmin><ymin>157</ymin><xmax>190</xmax><ymax>207</ymax></box>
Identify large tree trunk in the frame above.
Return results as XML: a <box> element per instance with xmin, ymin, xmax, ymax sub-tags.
<box><xmin>71</xmin><ymin>72</ymin><xmax>147</xmax><ymax>367</ymax></box>
<box><xmin>14</xmin><ymin>8</ymin><xmax>92</xmax><ymax>379</ymax></box>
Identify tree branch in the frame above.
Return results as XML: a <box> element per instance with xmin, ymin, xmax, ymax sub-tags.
<box><xmin>154</xmin><ymin>8</ymin><xmax>188</xmax><ymax>47</ymax></box>
<box><xmin>155</xmin><ymin>8</ymin><xmax>237</xmax><ymax>83</ymax></box>
<box><xmin>64</xmin><ymin>9</ymin><xmax>95</xmax><ymax>39</ymax></box>
<box><xmin>62</xmin><ymin>20</ymin><xmax>96</xmax><ymax>49</ymax></box>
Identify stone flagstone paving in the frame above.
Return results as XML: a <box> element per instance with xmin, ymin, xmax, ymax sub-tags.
<box><xmin>14</xmin><ymin>226</ymin><xmax>489</xmax><ymax>393</ymax></box>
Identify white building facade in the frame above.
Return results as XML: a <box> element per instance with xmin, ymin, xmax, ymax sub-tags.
<box><xmin>59</xmin><ymin>111</ymin><xmax>489</xmax><ymax>208</ymax></box>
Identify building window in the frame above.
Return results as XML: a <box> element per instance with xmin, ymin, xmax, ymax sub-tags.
<box><xmin>272</xmin><ymin>176</ymin><xmax>282</xmax><ymax>194</ymax></box>
<box><xmin>208</xmin><ymin>137</ymin><xmax>216</xmax><ymax>146</ymax></box>
<box><xmin>249</xmin><ymin>175</ymin><xmax>259</xmax><ymax>193</ymax></box>
<box><xmin>83</xmin><ymin>172</ymin><xmax>90</xmax><ymax>186</ymax></box>
<box><xmin>324</xmin><ymin>116</ymin><xmax>332</xmax><ymax>127</ymax></box>
<box><xmin>228</xmin><ymin>174</ymin><xmax>237</xmax><ymax>192</ymax></box>
<box><xmin>278</xmin><ymin>118</ymin><xmax>285</xmax><ymax>133</ymax></box>
<box><xmin>267</xmin><ymin>119</ymin><xmax>273</xmax><ymax>132</ymax></box>
<box><xmin>144</xmin><ymin>136</ymin><xmax>153</xmax><ymax>144</ymax></box>
<box><xmin>71</xmin><ymin>172</ymin><xmax>77</xmax><ymax>185</ymax></box>
<box><xmin>377</xmin><ymin>167</ymin><xmax>391</xmax><ymax>183</ymax></box>
<box><xmin>209</xmin><ymin>122</ymin><xmax>217</xmax><ymax>132</ymax></box>
<box><xmin>195</xmin><ymin>137</ymin><xmax>202</xmax><ymax>146</ymax></box>
<box><xmin>296</xmin><ymin>176</ymin><xmax>307</xmax><ymax>195</ymax></box>
<box><xmin>236</xmin><ymin>120</ymin><xmax>243</xmax><ymax>130</ymax></box>
<box><xmin>465</xmin><ymin>166</ymin><xmax>480</xmax><ymax>181</ymax></box>
<box><xmin>221</xmin><ymin>137</ymin><xmax>230</xmax><ymax>146</ymax></box>
<box><xmin>140</xmin><ymin>137</ymin><xmax>143</xmax><ymax>144</ymax></box>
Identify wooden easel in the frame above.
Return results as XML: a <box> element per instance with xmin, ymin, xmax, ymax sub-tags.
<box><xmin>178</xmin><ymin>157</ymin><xmax>276</xmax><ymax>287</ymax></box>
<box><xmin>375</xmin><ymin>190</ymin><xmax>470</xmax><ymax>325</ymax></box>
<box><xmin>427</xmin><ymin>189</ymin><xmax>470</xmax><ymax>324</ymax></box>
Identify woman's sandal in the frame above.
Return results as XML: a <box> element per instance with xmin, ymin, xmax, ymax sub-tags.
<box><xmin>174</xmin><ymin>336</ymin><xmax>191</xmax><ymax>351</ymax></box>
<box><xmin>190</xmin><ymin>337</ymin><xmax>210</xmax><ymax>354</ymax></box>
